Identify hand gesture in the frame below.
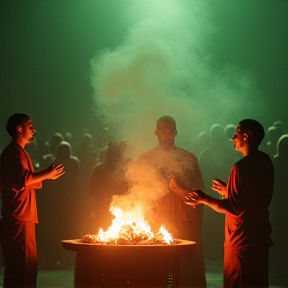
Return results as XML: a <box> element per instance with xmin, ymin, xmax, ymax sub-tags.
<box><xmin>211</xmin><ymin>178</ymin><xmax>226</xmax><ymax>197</ymax></box>
<box><xmin>184</xmin><ymin>189</ymin><xmax>206</xmax><ymax>207</ymax></box>
<box><xmin>48</xmin><ymin>163</ymin><xmax>65</xmax><ymax>180</ymax></box>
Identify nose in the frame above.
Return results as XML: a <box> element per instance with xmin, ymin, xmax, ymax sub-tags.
<box><xmin>164</xmin><ymin>131</ymin><xmax>173</xmax><ymax>138</ymax></box>
<box><xmin>232</xmin><ymin>134</ymin><xmax>237</xmax><ymax>140</ymax></box>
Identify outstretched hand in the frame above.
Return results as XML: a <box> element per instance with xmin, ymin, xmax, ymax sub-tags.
<box><xmin>184</xmin><ymin>189</ymin><xmax>206</xmax><ymax>207</ymax></box>
<box><xmin>211</xmin><ymin>178</ymin><xmax>226</xmax><ymax>196</ymax></box>
<box><xmin>48</xmin><ymin>163</ymin><xmax>65</xmax><ymax>180</ymax></box>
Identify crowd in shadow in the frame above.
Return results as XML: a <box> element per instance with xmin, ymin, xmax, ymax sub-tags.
<box><xmin>1</xmin><ymin>119</ymin><xmax>287</xmax><ymax>286</ymax></box>
<box><xmin>24</xmin><ymin>129</ymin><xmax>108</xmax><ymax>269</ymax></box>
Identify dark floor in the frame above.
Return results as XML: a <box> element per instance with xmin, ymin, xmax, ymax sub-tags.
<box><xmin>0</xmin><ymin>259</ymin><xmax>286</xmax><ymax>288</ymax></box>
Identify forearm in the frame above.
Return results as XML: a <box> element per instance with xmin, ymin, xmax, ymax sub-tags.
<box><xmin>25</xmin><ymin>163</ymin><xmax>65</xmax><ymax>186</ymax></box>
<box><xmin>26</xmin><ymin>181</ymin><xmax>43</xmax><ymax>189</ymax></box>
<box><xmin>26</xmin><ymin>169</ymin><xmax>52</xmax><ymax>186</ymax></box>
<box><xmin>200</xmin><ymin>195</ymin><xmax>235</xmax><ymax>215</ymax></box>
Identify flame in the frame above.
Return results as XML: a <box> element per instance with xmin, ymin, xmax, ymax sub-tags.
<box><xmin>83</xmin><ymin>205</ymin><xmax>176</xmax><ymax>245</ymax></box>
<box><xmin>158</xmin><ymin>225</ymin><xmax>173</xmax><ymax>244</ymax></box>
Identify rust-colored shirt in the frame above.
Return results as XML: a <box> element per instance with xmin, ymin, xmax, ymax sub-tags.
<box><xmin>224</xmin><ymin>151</ymin><xmax>274</xmax><ymax>250</ymax></box>
<box><xmin>0</xmin><ymin>141</ymin><xmax>38</xmax><ymax>223</ymax></box>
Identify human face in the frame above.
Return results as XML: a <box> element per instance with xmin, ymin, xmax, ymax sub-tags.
<box><xmin>232</xmin><ymin>125</ymin><xmax>247</xmax><ymax>152</ymax></box>
<box><xmin>18</xmin><ymin>118</ymin><xmax>36</xmax><ymax>144</ymax></box>
<box><xmin>155</xmin><ymin>120</ymin><xmax>177</xmax><ymax>150</ymax></box>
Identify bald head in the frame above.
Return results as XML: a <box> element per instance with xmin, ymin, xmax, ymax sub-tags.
<box><xmin>155</xmin><ymin>116</ymin><xmax>177</xmax><ymax>150</ymax></box>
<box><xmin>156</xmin><ymin>116</ymin><xmax>176</xmax><ymax>128</ymax></box>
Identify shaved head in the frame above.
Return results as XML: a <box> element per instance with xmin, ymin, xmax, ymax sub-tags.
<box><xmin>155</xmin><ymin>116</ymin><xmax>177</xmax><ymax>150</ymax></box>
<box><xmin>156</xmin><ymin>116</ymin><xmax>176</xmax><ymax>128</ymax></box>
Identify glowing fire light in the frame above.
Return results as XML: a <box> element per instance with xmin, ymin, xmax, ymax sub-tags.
<box><xmin>82</xmin><ymin>206</ymin><xmax>178</xmax><ymax>245</ymax></box>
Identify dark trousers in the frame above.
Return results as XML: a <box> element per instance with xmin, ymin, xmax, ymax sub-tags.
<box><xmin>224</xmin><ymin>248</ymin><xmax>269</xmax><ymax>288</ymax></box>
<box><xmin>0</xmin><ymin>220</ymin><xmax>38</xmax><ymax>288</ymax></box>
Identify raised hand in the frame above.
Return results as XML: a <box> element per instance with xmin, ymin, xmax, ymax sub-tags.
<box><xmin>211</xmin><ymin>178</ymin><xmax>226</xmax><ymax>197</ymax></box>
<box><xmin>48</xmin><ymin>163</ymin><xmax>65</xmax><ymax>180</ymax></box>
<box><xmin>184</xmin><ymin>189</ymin><xmax>206</xmax><ymax>207</ymax></box>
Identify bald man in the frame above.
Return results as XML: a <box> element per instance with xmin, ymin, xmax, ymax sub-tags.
<box><xmin>137</xmin><ymin>116</ymin><xmax>206</xmax><ymax>288</ymax></box>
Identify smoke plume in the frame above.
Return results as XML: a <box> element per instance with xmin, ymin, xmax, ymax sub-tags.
<box><xmin>90</xmin><ymin>0</ymin><xmax>261</xmax><ymax>154</ymax></box>
<box><xmin>89</xmin><ymin>0</ymin><xmax>263</xmax><ymax>228</ymax></box>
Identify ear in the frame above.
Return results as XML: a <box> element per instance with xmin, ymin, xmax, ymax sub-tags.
<box><xmin>174</xmin><ymin>129</ymin><xmax>178</xmax><ymax>137</ymax></box>
<box><xmin>17</xmin><ymin>125</ymin><xmax>22</xmax><ymax>133</ymax></box>
<box><xmin>154</xmin><ymin>129</ymin><xmax>158</xmax><ymax>137</ymax></box>
<box><xmin>243</xmin><ymin>132</ymin><xmax>249</xmax><ymax>141</ymax></box>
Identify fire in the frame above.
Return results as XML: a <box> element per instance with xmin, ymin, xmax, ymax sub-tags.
<box><xmin>82</xmin><ymin>206</ymin><xmax>179</xmax><ymax>245</ymax></box>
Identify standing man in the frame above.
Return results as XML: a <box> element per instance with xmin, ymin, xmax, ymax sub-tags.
<box><xmin>0</xmin><ymin>113</ymin><xmax>65</xmax><ymax>288</ymax></box>
<box><xmin>171</xmin><ymin>119</ymin><xmax>274</xmax><ymax>288</ymax></box>
<box><xmin>137</xmin><ymin>116</ymin><xmax>206</xmax><ymax>288</ymax></box>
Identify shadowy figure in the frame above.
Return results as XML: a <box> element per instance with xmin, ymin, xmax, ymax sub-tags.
<box><xmin>262</xmin><ymin>125</ymin><xmax>283</xmax><ymax>158</ymax></box>
<box><xmin>76</xmin><ymin>133</ymin><xmax>100</xmax><ymax>232</ymax></box>
<box><xmin>37</xmin><ymin>141</ymin><xmax>80</xmax><ymax>269</ymax></box>
<box><xmin>273</xmin><ymin>120</ymin><xmax>286</xmax><ymax>134</ymax></box>
<box><xmin>269</xmin><ymin>134</ymin><xmax>288</xmax><ymax>286</ymax></box>
<box><xmin>36</xmin><ymin>139</ymin><xmax>50</xmax><ymax>169</ymax></box>
<box><xmin>63</xmin><ymin>131</ymin><xmax>75</xmax><ymax>154</ymax></box>
<box><xmin>198</xmin><ymin>124</ymin><xmax>239</xmax><ymax>185</ymax></box>
<box><xmin>41</xmin><ymin>133</ymin><xmax>64</xmax><ymax>167</ymax></box>
<box><xmin>224</xmin><ymin>123</ymin><xmax>236</xmax><ymax>140</ymax></box>
<box><xmin>89</xmin><ymin>140</ymin><xmax>132</xmax><ymax>232</ymax></box>
<box><xmin>195</xmin><ymin>130</ymin><xmax>210</xmax><ymax>157</ymax></box>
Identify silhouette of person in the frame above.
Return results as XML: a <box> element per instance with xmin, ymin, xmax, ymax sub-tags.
<box><xmin>262</xmin><ymin>125</ymin><xmax>283</xmax><ymax>159</ymax></box>
<box><xmin>0</xmin><ymin>113</ymin><xmax>65</xmax><ymax>288</ymax></box>
<box><xmin>269</xmin><ymin>134</ymin><xmax>288</xmax><ymax>286</ymax></box>
<box><xmin>172</xmin><ymin>119</ymin><xmax>274</xmax><ymax>288</ymax></box>
<box><xmin>41</xmin><ymin>132</ymin><xmax>64</xmax><ymax>167</ymax></box>
<box><xmin>199</xmin><ymin>124</ymin><xmax>239</xmax><ymax>188</ymax></box>
<box><xmin>195</xmin><ymin>130</ymin><xmax>210</xmax><ymax>157</ymax></box>
<box><xmin>224</xmin><ymin>123</ymin><xmax>236</xmax><ymax>140</ymax></box>
<box><xmin>89</xmin><ymin>140</ymin><xmax>132</xmax><ymax>231</ymax></box>
<box><xmin>273</xmin><ymin>120</ymin><xmax>286</xmax><ymax>134</ymax></box>
<box><xmin>62</xmin><ymin>131</ymin><xmax>76</xmax><ymax>156</ymax></box>
<box><xmin>36</xmin><ymin>139</ymin><xmax>50</xmax><ymax>169</ymax></box>
<box><xmin>136</xmin><ymin>116</ymin><xmax>206</xmax><ymax>288</ymax></box>
<box><xmin>37</xmin><ymin>141</ymin><xmax>81</xmax><ymax>268</ymax></box>
<box><xmin>76</xmin><ymin>132</ymin><xmax>100</xmax><ymax>232</ymax></box>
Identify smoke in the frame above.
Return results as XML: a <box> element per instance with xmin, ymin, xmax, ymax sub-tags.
<box><xmin>90</xmin><ymin>0</ymin><xmax>261</xmax><ymax>154</ymax></box>
<box><xmin>89</xmin><ymin>0</ymin><xmax>263</xmax><ymax>227</ymax></box>
<box><xmin>110</xmin><ymin>157</ymin><xmax>169</xmax><ymax>217</ymax></box>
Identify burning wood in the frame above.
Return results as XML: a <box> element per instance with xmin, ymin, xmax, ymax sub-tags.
<box><xmin>82</xmin><ymin>206</ymin><xmax>181</xmax><ymax>245</ymax></box>
<box><xmin>82</xmin><ymin>223</ymin><xmax>180</xmax><ymax>245</ymax></box>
